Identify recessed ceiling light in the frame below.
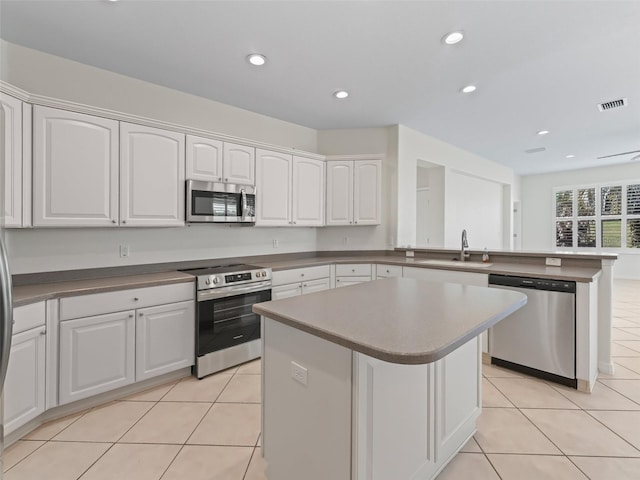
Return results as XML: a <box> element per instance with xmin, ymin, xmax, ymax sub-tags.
<box><xmin>334</xmin><ymin>90</ymin><xmax>349</xmax><ymax>99</ymax></box>
<box><xmin>537</xmin><ymin>130</ymin><xmax>550</xmax><ymax>135</ymax></box>
<box><xmin>247</xmin><ymin>54</ymin><xmax>267</xmax><ymax>66</ymax></box>
<box><xmin>443</xmin><ymin>31</ymin><xmax>464</xmax><ymax>45</ymax></box>
<box><xmin>565</xmin><ymin>154</ymin><xmax>575</xmax><ymax>158</ymax></box>
<box><xmin>460</xmin><ymin>85</ymin><xmax>476</xmax><ymax>93</ymax></box>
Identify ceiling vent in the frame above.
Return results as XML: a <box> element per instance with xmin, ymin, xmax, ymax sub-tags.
<box><xmin>525</xmin><ymin>147</ymin><xmax>546</xmax><ymax>154</ymax></box>
<box><xmin>598</xmin><ymin>98</ymin><xmax>627</xmax><ymax>112</ymax></box>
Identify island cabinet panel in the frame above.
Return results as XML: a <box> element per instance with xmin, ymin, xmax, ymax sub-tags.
<box><xmin>262</xmin><ymin>318</ymin><xmax>352</xmax><ymax>480</ymax></box>
<box><xmin>353</xmin><ymin>355</ymin><xmax>437</xmax><ymax>480</ymax></box>
<box><xmin>434</xmin><ymin>337</ymin><xmax>481</xmax><ymax>462</ymax></box>
<box><xmin>33</xmin><ymin>106</ymin><xmax>119</xmax><ymax>227</ymax></box>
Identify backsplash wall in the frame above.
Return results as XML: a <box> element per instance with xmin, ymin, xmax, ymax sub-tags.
<box><xmin>5</xmin><ymin>225</ymin><xmax>317</xmax><ymax>274</ymax></box>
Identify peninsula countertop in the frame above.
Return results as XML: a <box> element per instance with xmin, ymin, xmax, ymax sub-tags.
<box><xmin>253</xmin><ymin>276</ymin><xmax>527</xmax><ymax>364</ymax></box>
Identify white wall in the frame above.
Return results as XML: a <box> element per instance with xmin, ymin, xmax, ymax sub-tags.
<box><xmin>396</xmin><ymin>125</ymin><xmax>516</xmax><ymax>248</ymax></box>
<box><xmin>0</xmin><ymin>40</ymin><xmax>317</xmax><ymax>151</ymax></box>
<box><xmin>6</xmin><ymin>226</ymin><xmax>316</xmax><ymax>274</ymax></box>
<box><xmin>316</xmin><ymin>127</ymin><xmax>398</xmax><ymax>251</ymax></box>
<box><xmin>521</xmin><ymin>163</ymin><xmax>640</xmax><ymax>279</ymax></box>
<box><xmin>444</xmin><ymin>171</ymin><xmax>504</xmax><ymax>250</ymax></box>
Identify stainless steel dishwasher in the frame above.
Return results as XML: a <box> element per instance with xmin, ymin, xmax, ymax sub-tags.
<box><xmin>488</xmin><ymin>274</ymin><xmax>577</xmax><ymax>388</ymax></box>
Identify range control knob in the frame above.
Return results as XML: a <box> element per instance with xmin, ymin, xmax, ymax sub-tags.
<box><xmin>205</xmin><ymin>278</ymin><xmax>211</xmax><ymax>286</ymax></box>
<box><xmin>212</xmin><ymin>276</ymin><xmax>220</xmax><ymax>284</ymax></box>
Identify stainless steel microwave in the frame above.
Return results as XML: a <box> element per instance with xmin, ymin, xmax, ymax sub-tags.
<box><xmin>186</xmin><ymin>180</ymin><xmax>256</xmax><ymax>223</ymax></box>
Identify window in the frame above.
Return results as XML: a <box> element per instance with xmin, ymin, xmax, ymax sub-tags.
<box><xmin>553</xmin><ymin>181</ymin><xmax>640</xmax><ymax>250</ymax></box>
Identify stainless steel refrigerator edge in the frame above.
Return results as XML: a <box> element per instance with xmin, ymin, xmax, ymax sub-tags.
<box><xmin>1</xmin><ymin>98</ymin><xmax>16</xmax><ymax>474</ymax></box>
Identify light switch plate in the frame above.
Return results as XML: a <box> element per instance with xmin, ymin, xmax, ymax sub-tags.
<box><xmin>545</xmin><ymin>257</ymin><xmax>562</xmax><ymax>267</ymax></box>
<box><xmin>406</xmin><ymin>250</ymin><xmax>415</xmax><ymax>257</ymax></box>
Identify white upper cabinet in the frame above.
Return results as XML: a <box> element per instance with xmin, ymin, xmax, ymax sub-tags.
<box><xmin>256</xmin><ymin>149</ymin><xmax>292</xmax><ymax>226</ymax></box>
<box><xmin>256</xmin><ymin>150</ymin><xmax>324</xmax><ymax>226</ymax></box>
<box><xmin>353</xmin><ymin>159</ymin><xmax>382</xmax><ymax>225</ymax></box>
<box><xmin>120</xmin><ymin>123</ymin><xmax>185</xmax><ymax>226</ymax></box>
<box><xmin>223</xmin><ymin>142</ymin><xmax>255</xmax><ymax>185</ymax></box>
<box><xmin>1</xmin><ymin>93</ymin><xmax>30</xmax><ymax>228</ymax></box>
<box><xmin>326</xmin><ymin>158</ymin><xmax>381</xmax><ymax>226</ymax></box>
<box><xmin>33</xmin><ymin>106</ymin><xmax>119</xmax><ymax>227</ymax></box>
<box><xmin>292</xmin><ymin>156</ymin><xmax>324</xmax><ymax>226</ymax></box>
<box><xmin>185</xmin><ymin>135</ymin><xmax>223</xmax><ymax>182</ymax></box>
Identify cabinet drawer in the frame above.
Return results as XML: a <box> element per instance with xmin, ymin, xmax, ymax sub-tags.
<box><xmin>272</xmin><ymin>283</ymin><xmax>302</xmax><ymax>300</ymax></box>
<box><xmin>335</xmin><ymin>276</ymin><xmax>371</xmax><ymax>288</ymax></box>
<box><xmin>271</xmin><ymin>265</ymin><xmax>331</xmax><ymax>286</ymax></box>
<box><xmin>13</xmin><ymin>302</ymin><xmax>46</xmax><ymax>334</ymax></box>
<box><xmin>59</xmin><ymin>282</ymin><xmax>194</xmax><ymax>321</ymax></box>
<box><xmin>376</xmin><ymin>264</ymin><xmax>403</xmax><ymax>278</ymax></box>
<box><xmin>335</xmin><ymin>263</ymin><xmax>372</xmax><ymax>277</ymax></box>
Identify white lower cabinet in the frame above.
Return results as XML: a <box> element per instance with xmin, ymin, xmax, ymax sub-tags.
<box><xmin>271</xmin><ymin>265</ymin><xmax>331</xmax><ymax>300</ymax></box>
<box><xmin>59</xmin><ymin>310</ymin><xmax>136</xmax><ymax>405</ymax></box>
<box><xmin>136</xmin><ymin>301</ymin><xmax>195</xmax><ymax>381</ymax></box>
<box><xmin>57</xmin><ymin>282</ymin><xmax>195</xmax><ymax>405</ymax></box>
<box><xmin>4</xmin><ymin>327</ymin><xmax>46</xmax><ymax>435</ymax></box>
<box><xmin>375</xmin><ymin>264</ymin><xmax>403</xmax><ymax>279</ymax></box>
<box><xmin>335</xmin><ymin>263</ymin><xmax>372</xmax><ymax>288</ymax></box>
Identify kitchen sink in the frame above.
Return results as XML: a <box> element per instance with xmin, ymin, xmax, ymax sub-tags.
<box><xmin>412</xmin><ymin>259</ymin><xmax>493</xmax><ymax>268</ymax></box>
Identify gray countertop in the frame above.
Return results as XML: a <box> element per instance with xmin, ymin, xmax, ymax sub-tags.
<box><xmin>255</xmin><ymin>255</ymin><xmax>602</xmax><ymax>282</ymax></box>
<box><xmin>11</xmin><ymin>252</ymin><xmax>601</xmax><ymax>308</ymax></box>
<box><xmin>254</xmin><ymin>277</ymin><xmax>528</xmax><ymax>364</ymax></box>
<box><xmin>13</xmin><ymin>271</ymin><xmax>195</xmax><ymax>307</ymax></box>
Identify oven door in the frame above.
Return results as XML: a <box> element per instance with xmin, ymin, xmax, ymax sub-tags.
<box><xmin>196</xmin><ymin>287</ymin><xmax>271</xmax><ymax>357</ymax></box>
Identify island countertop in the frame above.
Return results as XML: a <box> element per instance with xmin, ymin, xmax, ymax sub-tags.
<box><xmin>253</xmin><ymin>277</ymin><xmax>527</xmax><ymax>364</ymax></box>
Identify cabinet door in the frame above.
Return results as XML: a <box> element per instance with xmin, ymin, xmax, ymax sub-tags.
<box><xmin>301</xmin><ymin>277</ymin><xmax>331</xmax><ymax>295</ymax></box>
<box><xmin>223</xmin><ymin>143</ymin><xmax>255</xmax><ymax>185</ymax></box>
<box><xmin>271</xmin><ymin>283</ymin><xmax>302</xmax><ymax>300</ymax></box>
<box><xmin>136</xmin><ymin>301</ymin><xmax>195</xmax><ymax>381</ymax></box>
<box><xmin>353</xmin><ymin>159</ymin><xmax>381</xmax><ymax>225</ymax></box>
<box><xmin>120</xmin><ymin>123</ymin><xmax>185</xmax><ymax>226</ymax></box>
<box><xmin>1</xmin><ymin>93</ymin><xmax>23</xmax><ymax>227</ymax></box>
<box><xmin>33</xmin><ymin>106</ymin><xmax>119</xmax><ymax>226</ymax></box>
<box><xmin>326</xmin><ymin>161</ymin><xmax>353</xmax><ymax>225</ymax></box>
<box><xmin>186</xmin><ymin>135</ymin><xmax>223</xmax><ymax>182</ymax></box>
<box><xmin>255</xmin><ymin>149</ymin><xmax>292</xmax><ymax>226</ymax></box>
<box><xmin>292</xmin><ymin>156</ymin><xmax>324</xmax><ymax>226</ymax></box>
<box><xmin>59</xmin><ymin>310</ymin><xmax>135</xmax><ymax>405</ymax></box>
<box><xmin>4</xmin><ymin>327</ymin><xmax>46</xmax><ymax>435</ymax></box>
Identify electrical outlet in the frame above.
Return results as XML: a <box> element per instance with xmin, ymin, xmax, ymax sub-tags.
<box><xmin>291</xmin><ymin>361</ymin><xmax>308</xmax><ymax>386</ymax></box>
<box><xmin>546</xmin><ymin>257</ymin><xmax>562</xmax><ymax>267</ymax></box>
<box><xmin>119</xmin><ymin>245</ymin><xmax>130</xmax><ymax>258</ymax></box>
<box><xmin>273</xmin><ymin>239</ymin><xmax>278</xmax><ymax>248</ymax></box>
<box><xmin>406</xmin><ymin>250</ymin><xmax>415</xmax><ymax>257</ymax></box>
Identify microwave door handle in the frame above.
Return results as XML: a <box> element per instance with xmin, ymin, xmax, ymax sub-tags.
<box><xmin>241</xmin><ymin>189</ymin><xmax>247</xmax><ymax>217</ymax></box>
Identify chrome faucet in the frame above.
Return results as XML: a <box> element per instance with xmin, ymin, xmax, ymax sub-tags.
<box><xmin>460</xmin><ymin>229</ymin><xmax>470</xmax><ymax>262</ymax></box>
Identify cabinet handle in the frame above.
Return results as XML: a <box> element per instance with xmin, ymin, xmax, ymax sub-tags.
<box><xmin>111</xmin><ymin>220</ymin><xmax>116</xmax><ymax>224</ymax></box>
<box><xmin>355</xmin><ymin>221</ymin><xmax>358</xmax><ymax>224</ymax></box>
<box><xmin>225</xmin><ymin>178</ymin><xmax>229</xmax><ymax>182</ymax></box>
<box><xmin>301</xmin><ymin>273</ymin><xmax>304</xmax><ymax>277</ymax></box>
<box><xmin>349</xmin><ymin>221</ymin><xmax>353</xmax><ymax>224</ymax></box>
<box><xmin>218</xmin><ymin>177</ymin><xmax>222</xmax><ymax>181</ymax></box>
<box><xmin>352</xmin><ymin>269</ymin><xmax>355</xmax><ymax>272</ymax></box>
<box><xmin>303</xmin><ymin>283</ymin><xmax>307</xmax><ymax>287</ymax></box>
<box><xmin>293</xmin><ymin>221</ymin><xmax>296</xmax><ymax>224</ymax></box>
<box><xmin>40</xmin><ymin>330</ymin><xmax>46</xmax><ymax>335</ymax></box>
<box><xmin>139</xmin><ymin>313</ymin><xmax>143</xmax><ymax>317</ymax></box>
<box><xmin>122</xmin><ymin>220</ymin><xmax>127</xmax><ymax>224</ymax></box>
<box><xmin>129</xmin><ymin>314</ymin><xmax>134</xmax><ymax>318</ymax></box>
<box><xmin>233</xmin><ymin>335</ymin><xmax>244</xmax><ymax>340</ymax></box>
<box><xmin>134</xmin><ymin>297</ymin><xmax>139</xmax><ymax>301</ymax></box>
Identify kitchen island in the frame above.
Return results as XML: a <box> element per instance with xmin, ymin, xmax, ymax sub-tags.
<box><xmin>253</xmin><ymin>277</ymin><xmax>527</xmax><ymax>480</ymax></box>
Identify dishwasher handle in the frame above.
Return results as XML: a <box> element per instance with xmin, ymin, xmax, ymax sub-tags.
<box><xmin>488</xmin><ymin>274</ymin><xmax>576</xmax><ymax>294</ymax></box>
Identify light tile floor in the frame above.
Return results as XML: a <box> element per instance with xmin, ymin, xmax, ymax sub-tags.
<box><xmin>4</xmin><ymin>279</ymin><xmax>640</xmax><ymax>479</ymax></box>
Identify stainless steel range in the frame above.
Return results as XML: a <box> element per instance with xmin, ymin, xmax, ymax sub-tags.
<box><xmin>182</xmin><ymin>264</ymin><xmax>272</xmax><ymax>378</ymax></box>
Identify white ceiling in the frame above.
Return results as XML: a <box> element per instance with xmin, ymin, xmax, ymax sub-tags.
<box><xmin>1</xmin><ymin>0</ymin><xmax>639</xmax><ymax>176</ymax></box>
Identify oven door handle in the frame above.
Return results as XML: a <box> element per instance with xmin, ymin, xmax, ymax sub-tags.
<box><xmin>197</xmin><ymin>281</ymin><xmax>272</xmax><ymax>301</ymax></box>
